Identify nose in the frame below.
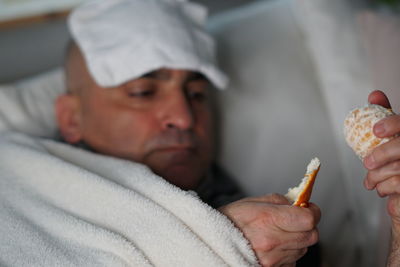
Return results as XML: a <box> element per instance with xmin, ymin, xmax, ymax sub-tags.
<box><xmin>160</xmin><ymin>91</ymin><xmax>195</xmax><ymax>131</ymax></box>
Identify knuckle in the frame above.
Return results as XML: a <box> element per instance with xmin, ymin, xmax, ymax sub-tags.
<box><xmin>375</xmin><ymin>185</ymin><xmax>386</xmax><ymax>197</ymax></box>
<box><xmin>392</xmin><ymin>177</ymin><xmax>400</xmax><ymax>188</ymax></box>
<box><xmin>298</xmin><ymin>229</ymin><xmax>318</xmax><ymax>247</ymax></box>
<box><xmin>301</xmin><ymin>213</ymin><xmax>315</xmax><ymax>230</ymax></box>
<box><xmin>373</xmin><ymin>146</ymin><xmax>386</xmax><ymax>161</ymax></box>
<box><xmin>364</xmin><ymin>175</ymin><xmax>374</xmax><ymax>189</ymax></box>
<box><xmin>392</xmin><ymin>160</ymin><xmax>400</xmax><ymax>170</ymax></box>
<box><xmin>259</xmin><ymin>256</ymin><xmax>279</xmax><ymax>267</ymax></box>
<box><xmin>260</xmin><ymin>212</ymin><xmax>276</xmax><ymax>228</ymax></box>
<box><xmin>365</xmin><ymin>171</ymin><xmax>373</xmax><ymax>182</ymax></box>
<box><xmin>267</xmin><ymin>193</ymin><xmax>290</xmax><ymax>205</ymax></box>
<box><xmin>255</xmin><ymin>238</ymin><xmax>279</xmax><ymax>252</ymax></box>
<box><xmin>387</xmin><ymin>200</ymin><xmax>397</xmax><ymax>218</ymax></box>
<box><xmin>312</xmin><ymin>204</ymin><xmax>322</xmax><ymax>220</ymax></box>
<box><xmin>269</xmin><ymin>193</ymin><xmax>282</xmax><ymax>199</ymax></box>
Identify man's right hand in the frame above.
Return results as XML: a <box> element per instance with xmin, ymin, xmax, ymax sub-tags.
<box><xmin>219</xmin><ymin>194</ymin><xmax>320</xmax><ymax>267</ymax></box>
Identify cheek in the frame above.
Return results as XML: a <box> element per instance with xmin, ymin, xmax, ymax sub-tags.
<box><xmin>80</xmin><ymin>102</ymin><xmax>156</xmax><ymax>161</ymax></box>
<box><xmin>195</xmin><ymin>108</ymin><xmax>215</xmax><ymax>154</ymax></box>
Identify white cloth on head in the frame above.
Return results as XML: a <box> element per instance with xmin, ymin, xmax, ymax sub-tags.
<box><xmin>0</xmin><ymin>132</ymin><xmax>258</xmax><ymax>266</ymax></box>
<box><xmin>68</xmin><ymin>0</ymin><xmax>228</xmax><ymax>89</ymax></box>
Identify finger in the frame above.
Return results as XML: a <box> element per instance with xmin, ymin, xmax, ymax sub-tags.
<box><xmin>247</xmin><ymin>193</ymin><xmax>291</xmax><ymax>205</ymax></box>
<box><xmin>364</xmin><ymin>177</ymin><xmax>371</xmax><ymax>190</ymax></box>
<box><xmin>286</xmin><ymin>229</ymin><xmax>319</xmax><ymax>250</ymax></box>
<box><xmin>373</xmin><ymin>115</ymin><xmax>400</xmax><ymax>139</ymax></box>
<box><xmin>368</xmin><ymin>90</ymin><xmax>392</xmax><ymax>109</ymax></box>
<box><xmin>242</xmin><ymin>225</ymin><xmax>317</xmax><ymax>253</ymax></box>
<box><xmin>256</xmin><ymin>248</ymin><xmax>307</xmax><ymax>267</ymax></box>
<box><xmin>274</xmin><ymin>205</ymin><xmax>320</xmax><ymax>232</ymax></box>
<box><xmin>256</xmin><ymin>228</ymin><xmax>318</xmax><ymax>251</ymax></box>
<box><xmin>364</xmin><ymin>137</ymin><xmax>400</xmax><ymax>170</ymax></box>
<box><xmin>307</xmin><ymin>203</ymin><xmax>322</xmax><ymax>225</ymax></box>
<box><xmin>375</xmin><ymin>176</ymin><xmax>400</xmax><ymax>197</ymax></box>
<box><xmin>365</xmin><ymin>160</ymin><xmax>400</xmax><ymax>189</ymax></box>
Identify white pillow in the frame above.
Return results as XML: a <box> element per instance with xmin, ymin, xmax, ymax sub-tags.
<box><xmin>0</xmin><ymin>68</ymin><xmax>65</xmax><ymax>138</ymax></box>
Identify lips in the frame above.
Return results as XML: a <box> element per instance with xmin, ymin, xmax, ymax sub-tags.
<box><xmin>156</xmin><ymin>147</ymin><xmax>195</xmax><ymax>157</ymax></box>
<box><xmin>156</xmin><ymin>146</ymin><xmax>195</xmax><ymax>152</ymax></box>
<box><xmin>150</xmin><ymin>146</ymin><xmax>197</xmax><ymax>163</ymax></box>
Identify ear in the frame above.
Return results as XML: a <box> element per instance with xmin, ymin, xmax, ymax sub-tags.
<box><xmin>55</xmin><ymin>94</ymin><xmax>83</xmax><ymax>144</ymax></box>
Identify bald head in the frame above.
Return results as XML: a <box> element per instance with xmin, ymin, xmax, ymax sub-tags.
<box><xmin>64</xmin><ymin>41</ymin><xmax>92</xmax><ymax>95</ymax></box>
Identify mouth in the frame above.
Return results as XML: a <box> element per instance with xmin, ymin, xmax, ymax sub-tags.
<box><xmin>149</xmin><ymin>146</ymin><xmax>197</xmax><ymax>163</ymax></box>
<box><xmin>155</xmin><ymin>145</ymin><xmax>196</xmax><ymax>152</ymax></box>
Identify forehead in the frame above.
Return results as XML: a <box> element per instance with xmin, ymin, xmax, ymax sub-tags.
<box><xmin>116</xmin><ymin>69</ymin><xmax>208</xmax><ymax>89</ymax></box>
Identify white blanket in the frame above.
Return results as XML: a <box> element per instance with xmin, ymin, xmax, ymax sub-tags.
<box><xmin>0</xmin><ymin>132</ymin><xmax>258</xmax><ymax>267</ymax></box>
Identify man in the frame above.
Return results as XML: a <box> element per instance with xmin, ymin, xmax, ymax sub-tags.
<box><xmin>57</xmin><ymin>37</ymin><xmax>321</xmax><ymax>265</ymax></box>
<box><xmin>55</xmin><ymin>0</ymin><xmax>321</xmax><ymax>264</ymax></box>
<box><xmin>0</xmin><ymin>0</ymin><xmax>320</xmax><ymax>266</ymax></box>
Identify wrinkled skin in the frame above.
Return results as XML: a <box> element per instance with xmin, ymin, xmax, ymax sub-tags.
<box><xmin>219</xmin><ymin>194</ymin><xmax>320</xmax><ymax>267</ymax></box>
<box><xmin>362</xmin><ymin>90</ymin><xmax>400</xmax><ymax>266</ymax></box>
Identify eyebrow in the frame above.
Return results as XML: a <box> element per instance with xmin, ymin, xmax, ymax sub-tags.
<box><xmin>139</xmin><ymin>70</ymin><xmax>208</xmax><ymax>82</ymax></box>
<box><xmin>188</xmin><ymin>72</ymin><xmax>207</xmax><ymax>81</ymax></box>
<box><xmin>140</xmin><ymin>71</ymin><xmax>159</xmax><ymax>79</ymax></box>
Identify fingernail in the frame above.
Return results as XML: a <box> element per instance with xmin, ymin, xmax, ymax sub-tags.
<box><xmin>374</xmin><ymin>121</ymin><xmax>385</xmax><ymax>136</ymax></box>
<box><xmin>364</xmin><ymin>154</ymin><xmax>376</xmax><ymax>169</ymax></box>
<box><xmin>364</xmin><ymin>178</ymin><xmax>371</xmax><ymax>190</ymax></box>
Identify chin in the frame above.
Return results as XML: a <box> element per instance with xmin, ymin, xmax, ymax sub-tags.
<box><xmin>160</xmin><ymin>166</ymin><xmax>204</xmax><ymax>190</ymax></box>
<box><xmin>144</xmin><ymin>149</ymin><xmax>210</xmax><ymax>190</ymax></box>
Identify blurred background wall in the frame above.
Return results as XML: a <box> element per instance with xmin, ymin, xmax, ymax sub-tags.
<box><xmin>0</xmin><ymin>0</ymin><xmax>258</xmax><ymax>83</ymax></box>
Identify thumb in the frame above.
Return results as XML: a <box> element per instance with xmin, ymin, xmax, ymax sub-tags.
<box><xmin>246</xmin><ymin>194</ymin><xmax>291</xmax><ymax>205</ymax></box>
<box><xmin>274</xmin><ymin>204</ymin><xmax>320</xmax><ymax>232</ymax></box>
<box><xmin>368</xmin><ymin>90</ymin><xmax>392</xmax><ymax>109</ymax></box>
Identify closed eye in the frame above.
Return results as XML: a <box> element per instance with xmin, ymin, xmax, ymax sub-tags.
<box><xmin>188</xmin><ymin>91</ymin><xmax>207</xmax><ymax>101</ymax></box>
<box><xmin>127</xmin><ymin>89</ymin><xmax>155</xmax><ymax>98</ymax></box>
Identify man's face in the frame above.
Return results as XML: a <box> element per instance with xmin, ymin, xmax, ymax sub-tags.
<box><xmin>61</xmin><ymin>67</ymin><xmax>215</xmax><ymax>190</ymax></box>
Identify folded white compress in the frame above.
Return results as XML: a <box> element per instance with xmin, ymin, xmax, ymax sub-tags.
<box><xmin>68</xmin><ymin>0</ymin><xmax>228</xmax><ymax>89</ymax></box>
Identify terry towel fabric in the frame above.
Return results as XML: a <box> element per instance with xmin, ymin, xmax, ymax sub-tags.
<box><xmin>0</xmin><ymin>132</ymin><xmax>258</xmax><ymax>266</ymax></box>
